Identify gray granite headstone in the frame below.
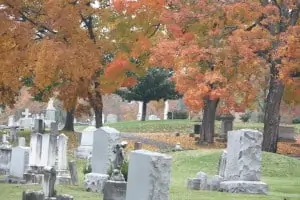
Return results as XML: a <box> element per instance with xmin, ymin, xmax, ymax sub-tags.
<box><xmin>125</xmin><ymin>150</ymin><xmax>172</xmax><ymax>200</ymax></box>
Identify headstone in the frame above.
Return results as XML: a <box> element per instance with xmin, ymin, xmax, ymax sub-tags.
<box><xmin>103</xmin><ymin>180</ymin><xmax>127</xmax><ymax>200</ymax></box>
<box><xmin>125</xmin><ymin>150</ymin><xmax>172</xmax><ymax>200</ymax></box>
<box><xmin>187</xmin><ymin>171</ymin><xmax>208</xmax><ymax>190</ymax></box>
<box><xmin>75</xmin><ymin>126</ymin><xmax>97</xmax><ymax>159</ymax></box>
<box><xmin>136</xmin><ymin>101</ymin><xmax>143</xmax><ymax>120</ymax></box>
<box><xmin>21</xmin><ymin>109</ymin><xmax>33</xmax><ymax>129</ymax></box>
<box><xmin>2</xmin><ymin>134</ymin><xmax>7</xmax><ymax>144</ymax></box>
<box><xmin>68</xmin><ymin>161</ymin><xmax>78</xmax><ymax>185</ymax></box>
<box><xmin>43</xmin><ymin>166</ymin><xmax>56</xmax><ymax>198</ymax></box>
<box><xmin>224</xmin><ymin>129</ymin><xmax>262</xmax><ymax>181</ymax></box>
<box><xmin>106</xmin><ymin>114</ymin><xmax>118</xmax><ymax>123</ymax></box>
<box><xmin>8</xmin><ymin>115</ymin><xmax>14</xmax><ymax>127</ymax></box>
<box><xmin>84</xmin><ymin>126</ymin><xmax>120</xmax><ymax>193</ymax></box>
<box><xmin>48</xmin><ymin>133</ymin><xmax>57</xmax><ymax>167</ymax></box>
<box><xmin>18</xmin><ymin>137</ymin><xmax>26</xmax><ymax>147</ymax></box>
<box><xmin>134</xmin><ymin>142</ymin><xmax>142</xmax><ymax>150</ymax></box>
<box><xmin>9</xmin><ymin>146</ymin><xmax>30</xmax><ymax>178</ymax></box>
<box><xmin>57</xmin><ymin>134</ymin><xmax>68</xmax><ymax>171</ymax></box>
<box><xmin>219</xmin><ymin>114</ymin><xmax>234</xmax><ymax>141</ymax></box>
<box><xmin>217</xmin><ymin>150</ymin><xmax>227</xmax><ymax>177</ymax></box>
<box><xmin>148</xmin><ymin>115</ymin><xmax>160</xmax><ymax>120</ymax></box>
<box><xmin>34</xmin><ymin>119</ymin><xmax>44</xmax><ymax>133</ymax></box>
<box><xmin>29</xmin><ymin>133</ymin><xmax>43</xmax><ymax>167</ymax></box>
<box><xmin>0</xmin><ymin>145</ymin><xmax>12</xmax><ymax>174</ymax></box>
<box><xmin>9</xmin><ymin>127</ymin><xmax>18</xmax><ymax>142</ymax></box>
<box><xmin>163</xmin><ymin>100</ymin><xmax>169</xmax><ymax>120</ymax></box>
<box><xmin>46</xmin><ymin>98</ymin><xmax>56</xmax><ymax>122</ymax></box>
<box><xmin>40</xmin><ymin>134</ymin><xmax>51</xmax><ymax>167</ymax></box>
<box><xmin>278</xmin><ymin>125</ymin><xmax>296</xmax><ymax>141</ymax></box>
<box><xmin>22</xmin><ymin>190</ymin><xmax>44</xmax><ymax>200</ymax></box>
<box><xmin>50</xmin><ymin>122</ymin><xmax>58</xmax><ymax>135</ymax></box>
<box><xmin>91</xmin><ymin>127</ymin><xmax>120</xmax><ymax>174</ymax></box>
<box><xmin>57</xmin><ymin>134</ymin><xmax>71</xmax><ymax>184</ymax></box>
<box><xmin>220</xmin><ymin>129</ymin><xmax>269</xmax><ymax>195</ymax></box>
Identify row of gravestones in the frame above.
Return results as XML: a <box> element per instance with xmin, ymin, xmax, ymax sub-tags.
<box><xmin>0</xmin><ymin>123</ymin><xmax>73</xmax><ymax>187</ymax></box>
<box><xmin>80</xmin><ymin>126</ymin><xmax>172</xmax><ymax>200</ymax></box>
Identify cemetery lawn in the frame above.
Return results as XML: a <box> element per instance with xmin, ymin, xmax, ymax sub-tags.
<box><xmin>0</xmin><ymin>150</ymin><xmax>299</xmax><ymax>200</ymax></box>
<box><xmin>104</xmin><ymin>120</ymin><xmax>300</xmax><ymax>134</ymax></box>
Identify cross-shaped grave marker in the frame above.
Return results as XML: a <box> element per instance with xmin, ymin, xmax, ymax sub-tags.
<box><xmin>22</xmin><ymin>108</ymin><xmax>32</xmax><ymax>118</ymax></box>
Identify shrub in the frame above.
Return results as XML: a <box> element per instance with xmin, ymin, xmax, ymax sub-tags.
<box><xmin>83</xmin><ymin>164</ymin><xmax>92</xmax><ymax>175</ymax></box>
<box><xmin>240</xmin><ymin>112</ymin><xmax>252</xmax><ymax>122</ymax></box>
<box><xmin>292</xmin><ymin>117</ymin><xmax>300</xmax><ymax>124</ymax></box>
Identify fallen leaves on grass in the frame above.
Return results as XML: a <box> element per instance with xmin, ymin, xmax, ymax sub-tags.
<box><xmin>128</xmin><ymin>133</ymin><xmax>226</xmax><ymax>150</ymax></box>
<box><xmin>277</xmin><ymin>137</ymin><xmax>300</xmax><ymax>155</ymax></box>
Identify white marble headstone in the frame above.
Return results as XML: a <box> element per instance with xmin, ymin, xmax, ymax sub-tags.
<box><xmin>91</xmin><ymin>126</ymin><xmax>120</xmax><ymax>174</ymax></box>
<box><xmin>57</xmin><ymin>134</ymin><xmax>68</xmax><ymax>170</ymax></box>
<box><xmin>9</xmin><ymin>146</ymin><xmax>30</xmax><ymax>178</ymax></box>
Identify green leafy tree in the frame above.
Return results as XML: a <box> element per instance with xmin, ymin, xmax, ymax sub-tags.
<box><xmin>117</xmin><ymin>68</ymin><xmax>181</xmax><ymax>121</ymax></box>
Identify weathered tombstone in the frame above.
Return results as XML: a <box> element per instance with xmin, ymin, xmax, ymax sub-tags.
<box><xmin>9</xmin><ymin>127</ymin><xmax>18</xmax><ymax>142</ymax></box>
<box><xmin>21</xmin><ymin>108</ymin><xmax>33</xmax><ymax>130</ymax></box>
<box><xmin>220</xmin><ymin>129</ymin><xmax>268</xmax><ymax>194</ymax></box>
<box><xmin>57</xmin><ymin>134</ymin><xmax>71</xmax><ymax>184</ymax></box>
<box><xmin>0</xmin><ymin>144</ymin><xmax>12</xmax><ymax>174</ymax></box>
<box><xmin>29</xmin><ymin>133</ymin><xmax>43</xmax><ymax>167</ymax></box>
<box><xmin>218</xmin><ymin>114</ymin><xmax>234</xmax><ymax>141</ymax></box>
<box><xmin>148</xmin><ymin>114</ymin><xmax>160</xmax><ymax>120</ymax></box>
<box><xmin>84</xmin><ymin>126</ymin><xmax>120</xmax><ymax>193</ymax></box>
<box><xmin>22</xmin><ymin>190</ymin><xmax>44</xmax><ymax>200</ymax></box>
<box><xmin>2</xmin><ymin>134</ymin><xmax>7</xmax><ymax>144</ymax></box>
<box><xmin>50</xmin><ymin>122</ymin><xmax>59</xmax><ymax>135</ymax></box>
<box><xmin>8</xmin><ymin>146</ymin><xmax>30</xmax><ymax>180</ymax></box>
<box><xmin>278</xmin><ymin>125</ymin><xmax>296</xmax><ymax>141</ymax></box>
<box><xmin>134</xmin><ymin>142</ymin><xmax>142</xmax><ymax>150</ymax></box>
<box><xmin>34</xmin><ymin>119</ymin><xmax>44</xmax><ymax>134</ymax></box>
<box><xmin>8</xmin><ymin>115</ymin><xmax>15</xmax><ymax>127</ymax></box>
<box><xmin>43</xmin><ymin>166</ymin><xmax>56</xmax><ymax>198</ymax></box>
<box><xmin>187</xmin><ymin>171</ymin><xmax>208</xmax><ymax>190</ymax></box>
<box><xmin>106</xmin><ymin>114</ymin><xmax>118</xmax><ymax>123</ymax></box>
<box><xmin>209</xmin><ymin>175</ymin><xmax>223</xmax><ymax>191</ymax></box>
<box><xmin>125</xmin><ymin>150</ymin><xmax>172</xmax><ymax>200</ymax></box>
<box><xmin>41</xmin><ymin>134</ymin><xmax>51</xmax><ymax>167</ymax></box>
<box><xmin>68</xmin><ymin>161</ymin><xmax>78</xmax><ymax>185</ymax></box>
<box><xmin>103</xmin><ymin>180</ymin><xmax>127</xmax><ymax>200</ymax></box>
<box><xmin>217</xmin><ymin>150</ymin><xmax>227</xmax><ymax>177</ymax></box>
<box><xmin>18</xmin><ymin>137</ymin><xmax>26</xmax><ymax>147</ymax></box>
<box><xmin>75</xmin><ymin>126</ymin><xmax>97</xmax><ymax>159</ymax></box>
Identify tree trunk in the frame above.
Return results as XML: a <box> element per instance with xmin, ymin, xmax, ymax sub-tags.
<box><xmin>262</xmin><ymin>66</ymin><xmax>284</xmax><ymax>153</ymax></box>
<box><xmin>141</xmin><ymin>101</ymin><xmax>147</xmax><ymax>121</ymax></box>
<box><xmin>94</xmin><ymin>105</ymin><xmax>103</xmax><ymax>128</ymax></box>
<box><xmin>63</xmin><ymin>109</ymin><xmax>74</xmax><ymax>132</ymax></box>
<box><xmin>200</xmin><ymin>98</ymin><xmax>219</xmax><ymax>144</ymax></box>
<box><xmin>88</xmin><ymin>82</ymin><xmax>103</xmax><ymax>128</ymax></box>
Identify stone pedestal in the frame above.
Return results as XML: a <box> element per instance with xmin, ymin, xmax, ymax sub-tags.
<box><xmin>84</xmin><ymin>173</ymin><xmax>109</xmax><ymax>193</ymax></box>
<box><xmin>0</xmin><ymin>146</ymin><xmax>12</xmax><ymax>175</ymax></box>
<box><xmin>220</xmin><ymin>181</ymin><xmax>268</xmax><ymax>195</ymax></box>
<box><xmin>103</xmin><ymin>180</ymin><xmax>127</xmax><ymax>200</ymax></box>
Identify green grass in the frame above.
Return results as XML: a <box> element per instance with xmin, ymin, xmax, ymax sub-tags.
<box><xmin>103</xmin><ymin>120</ymin><xmax>299</xmax><ymax>134</ymax></box>
<box><xmin>0</xmin><ymin>150</ymin><xmax>299</xmax><ymax>200</ymax></box>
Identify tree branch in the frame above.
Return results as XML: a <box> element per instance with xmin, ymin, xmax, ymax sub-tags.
<box><xmin>245</xmin><ymin>14</ymin><xmax>267</xmax><ymax>31</ymax></box>
<box><xmin>79</xmin><ymin>12</ymin><xmax>96</xmax><ymax>43</ymax></box>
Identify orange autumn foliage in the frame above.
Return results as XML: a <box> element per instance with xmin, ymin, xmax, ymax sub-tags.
<box><xmin>0</xmin><ymin>0</ymin><xmax>162</xmax><ymax>121</ymax></box>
